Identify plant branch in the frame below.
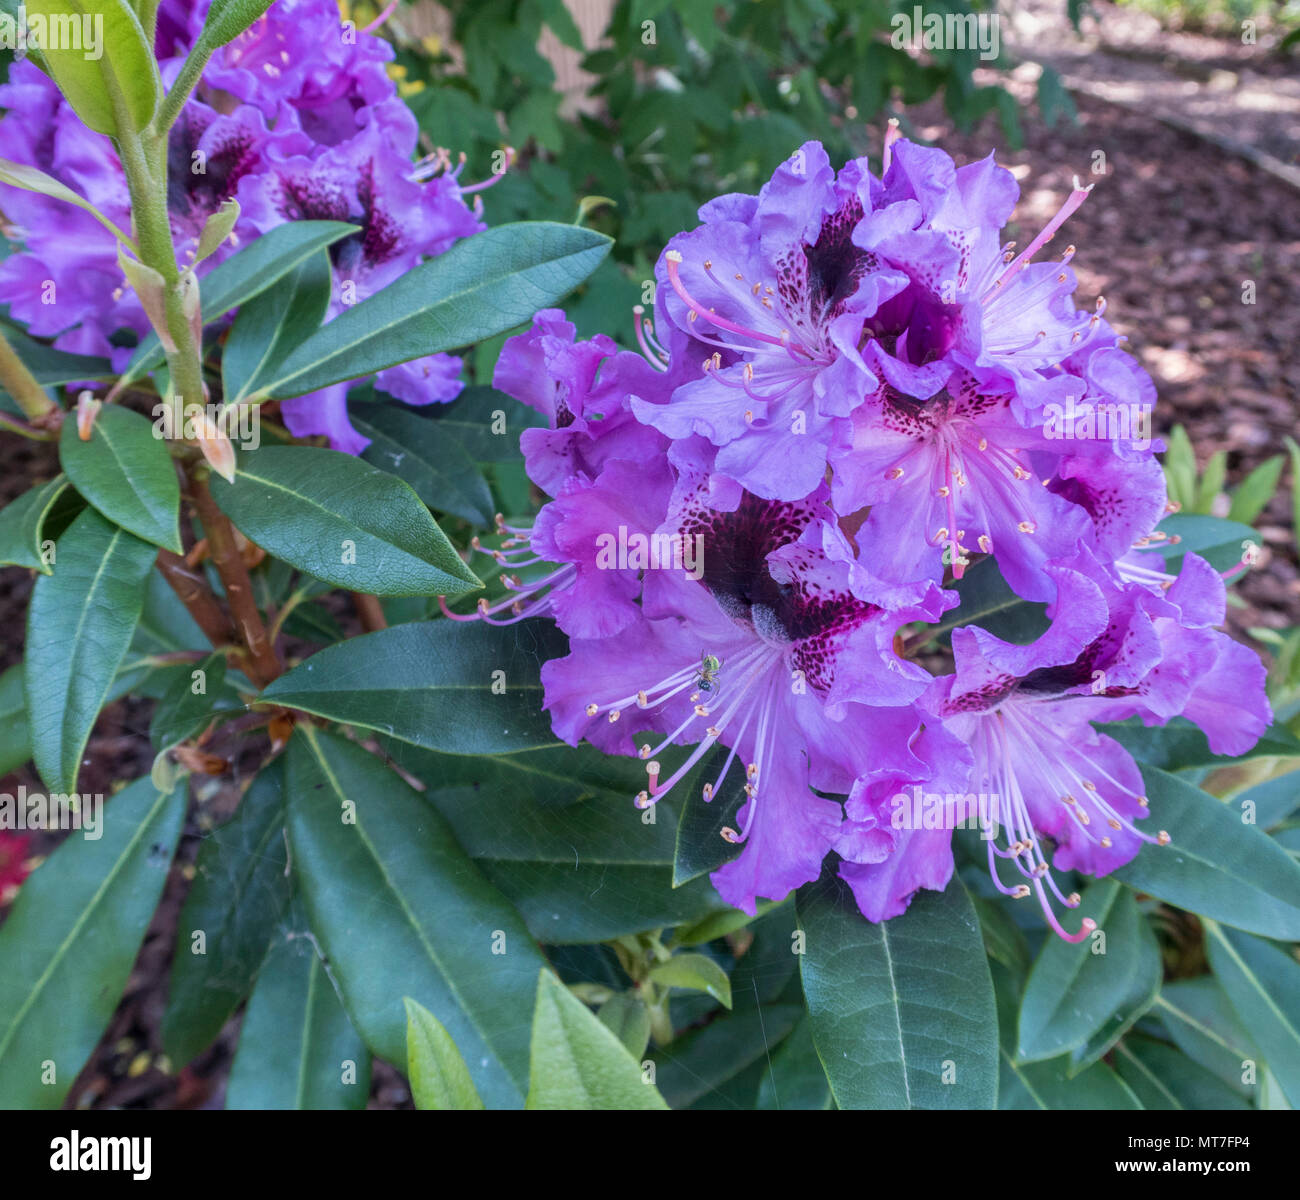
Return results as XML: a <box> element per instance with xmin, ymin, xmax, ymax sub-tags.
<box><xmin>0</xmin><ymin>327</ymin><xmax>55</xmax><ymax>420</ymax></box>
<box><xmin>190</xmin><ymin>475</ymin><xmax>281</xmax><ymax>688</ymax></box>
<box><xmin>352</xmin><ymin>592</ymin><xmax>388</xmax><ymax>633</ymax></box>
<box><xmin>156</xmin><ymin>548</ymin><xmax>236</xmax><ymax>650</ymax></box>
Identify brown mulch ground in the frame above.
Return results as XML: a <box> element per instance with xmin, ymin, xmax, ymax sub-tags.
<box><xmin>1</xmin><ymin>20</ymin><xmax>1297</xmax><ymax>1109</ymax></box>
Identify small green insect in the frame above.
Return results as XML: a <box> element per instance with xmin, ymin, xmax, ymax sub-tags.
<box><xmin>696</xmin><ymin>652</ymin><xmax>723</xmax><ymax>692</ymax></box>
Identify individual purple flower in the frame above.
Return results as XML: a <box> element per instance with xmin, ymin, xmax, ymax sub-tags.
<box><xmin>845</xmin><ymin>554</ymin><xmax>1269</xmax><ymax>939</ymax></box>
<box><xmin>829</xmin><ymin>361</ymin><xmax>1091</xmax><ymax>600</ymax></box>
<box><xmin>540</xmin><ymin>479</ymin><xmax>955</xmax><ymax>914</ymax></box>
<box><xmin>629</xmin><ymin>142</ymin><xmax>908</xmax><ymax>502</ymax></box>
<box><xmin>861</xmin><ymin>137</ymin><xmax>1112</xmax><ymax>406</ymax></box>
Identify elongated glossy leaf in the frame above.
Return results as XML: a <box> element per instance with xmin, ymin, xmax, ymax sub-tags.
<box><xmin>755</xmin><ymin>1017</ymin><xmax>834</xmax><ymax>1110</ymax></box>
<box><xmin>415</xmin><ymin>386</ymin><xmax>545</xmax><ymax>463</ymax></box>
<box><xmin>0</xmin><ymin>774</ymin><xmax>186</xmax><ymax>1107</ymax></box>
<box><xmin>0</xmin><ymin>322</ymin><xmax>111</xmax><ymax>385</ymax></box>
<box><xmin>356</xmin><ymin>404</ymin><xmax>495</xmax><ymax>528</ymax></box>
<box><xmin>526</xmin><ymin>971</ymin><xmax>668</xmax><ymax>1110</ymax></box>
<box><xmin>27</xmin><ymin>0</ymin><xmax>159</xmax><ymax>136</ymax></box>
<box><xmin>648</xmin><ymin>954</ymin><xmax>732</xmax><ymax>1009</ymax></box>
<box><xmin>404</xmin><ymin>997</ymin><xmax>484</xmax><ymax>1110</ymax></box>
<box><xmin>385</xmin><ymin>738</ymin><xmax>648</xmax><ymax>806</ymax></box>
<box><xmin>161</xmin><ymin>763</ymin><xmax>290</xmax><ymax>1068</ymax></box>
<box><xmin>1153</xmin><ymin>979</ymin><xmax>1257</xmax><ymax>1094</ymax></box>
<box><xmin>0</xmin><ymin>158</ymin><xmax>128</xmax><ymax>244</ymax></box>
<box><xmin>426</xmin><ymin>782</ymin><xmax>730</xmax><ymax>944</ymax></box>
<box><xmin>1113</xmin><ymin>1037</ymin><xmax>1250</xmax><ymax>1110</ymax></box>
<box><xmin>999</xmin><ymin>1048</ymin><xmax>1142</xmax><ymax>1109</ymax></box>
<box><xmin>149</xmin><ymin>652</ymin><xmax>245</xmax><ymax>751</ymax></box>
<box><xmin>262</xmin><ymin>620</ymin><xmax>562</xmax><ymax>755</ymax></box>
<box><xmin>1016</xmin><ymin>879</ymin><xmax>1160</xmax><ymax>1065</ymax></box>
<box><xmin>0</xmin><ymin>665</ymin><xmax>31</xmax><ymax>776</ymax></box>
<box><xmin>1113</xmin><ymin>766</ymin><xmax>1300</xmax><ymax>939</ymax></box>
<box><xmin>0</xmin><ymin>477</ymin><xmax>69</xmax><ymax>573</ymax></box>
<box><xmin>285</xmin><ymin>726</ymin><xmax>548</xmax><ymax>1108</ymax></box>
<box><xmin>1105</xmin><ymin>716</ymin><xmax>1300</xmax><ymax>771</ymax></box>
<box><xmin>24</xmin><ymin>508</ymin><xmax>156</xmax><ymax>793</ymax></box>
<box><xmin>798</xmin><ymin>875</ymin><xmax>998</xmax><ymax>1109</ymax></box>
<box><xmin>1153</xmin><ymin>513</ymin><xmax>1258</xmax><ymax>572</ymax></box>
<box><xmin>225</xmin><ymin>903</ymin><xmax>369</xmax><ymax>1110</ymax></box>
<box><xmin>221</xmin><ymin>252</ymin><xmax>331</xmax><ymax>405</ymax></box>
<box><xmin>1205</xmin><ymin>922</ymin><xmax>1300</xmax><ymax>1107</ymax></box>
<box><xmin>596</xmin><ymin>993</ymin><xmax>651</xmax><ymax>1060</ymax></box>
<box><xmin>121</xmin><ymin>221</ymin><xmax>357</xmax><ymax>382</ymax></box>
<box><xmin>263</xmin><ymin>223</ymin><xmax>611</xmax><ymax>398</ymax></box>
<box><xmin>209</xmin><ymin>446</ymin><xmax>480</xmax><ymax>597</ymax></box>
<box><xmin>651</xmin><ymin>1004</ymin><xmax>803</xmax><ymax>1109</ymax></box>
<box><xmin>1233</xmin><ymin>770</ymin><xmax>1300</xmax><ymax>831</ymax></box>
<box><xmin>60</xmin><ymin>405</ymin><xmax>182</xmax><ymax>552</ymax></box>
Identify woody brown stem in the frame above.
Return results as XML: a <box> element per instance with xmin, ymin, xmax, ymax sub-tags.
<box><xmin>190</xmin><ymin>475</ymin><xmax>281</xmax><ymax>688</ymax></box>
<box><xmin>156</xmin><ymin>548</ymin><xmax>236</xmax><ymax>651</ymax></box>
<box><xmin>352</xmin><ymin>592</ymin><xmax>388</xmax><ymax>634</ymax></box>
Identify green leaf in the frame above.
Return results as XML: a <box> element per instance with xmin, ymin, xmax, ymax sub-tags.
<box><xmin>596</xmin><ymin>992</ymin><xmax>652</xmax><ymax>1060</ymax></box>
<box><xmin>120</xmin><ymin>220</ymin><xmax>357</xmax><ymax>384</ymax></box>
<box><xmin>1205</xmin><ymin>922</ymin><xmax>1300</xmax><ymax>1107</ymax></box>
<box><xmin>0</xmin><ymin>665</ymin><xmax>31</xmax><ymax>776</ymax></box>
<box><xmin>149</xmin><ymin>651</ymin><xmax>244</xmax><ymax>751</ymax></box>
<box><xmin>525</xmin><ymin>970</ymin><xmax>668</xmax><ymax>1109</ymax></box>
<box><xmin>188</xmin><ymin>0</ymin><xmax>275</xmax><ymax>54</ymax></box>
<box><xmin>285</xmin><ymin>725</ymin><xmax>548</xmax><ymax>1108</ymax></box>
<box><xmin>1228</xmin><ymin>455</ymin><xmax>1285</xmax><ymax>525</ymax></box>
<box><xmin>220</xmin><ymin>251</ymin><xmax>331</xmax><ymax>406</ymax></box>
<box><xmin>1233</xmin><ymin>769</ymin><xmax>1300</xmax><ymax>831</ymax></box>
<box><xmin>410</xmin><ymin>386</ymin><xmax>545</xmax><ymax>463</ymax></box>
<box><xmin>262</xmin><ymin>620</ymin><xmax>563</xmax><ymax>756</ymax></box>
<box><xmin>59</xmin><ymin>405</ymin><xmax>182</xmax><ymax>552</ymax></box>
<box><xmin>0</xmin><ymin>476</ymin><xmax>71</xmax><ymax>573</ymax></box>
<box><xmin>427</xmin><ymin>781</ymin><xmax>729</xmax><ymax>943</ymax></box>
<box><xmin>208</xmin><ymin>446</ymin><xmax>481</xmax><ymax>598</ymax></box>
<box><xmin>385</xmin><ymin>737</ymin><xmax>648</xmax><ymax>806</ymax></box>
<box><xmin>26</xmin><ymin>0</ymin><xmax>160</xmax><ymax>136</ymax></box>
<box><xmin>1105</xmin><ymin>716</ymin><xmax>1300</xmax><ymax>771</ymax></box>
<box><xmin>973</xmin><ymin>895</ymin><xmax>1032</xmax><ymax>978</ymax></box>
<box><xmin>647</xmin><ymin>953</ymin><xmax>732</xmax><ymax>1009</ymax></box>
<box><xmin>1113</xmin><ymin>766</ymin><xmax>1300</xmax><ymax>940</ymax></box>
<box><xmin>0</xmin><ymin>157</ymin><xmax>131</xmax><ymax>243</ymax></box>
<box><xmin>404</xmin><ymin>997</ymin><xmax>485</xmax><ymax>1110</ymax></box>
<box><xmin>1113</xmin><ymin>1037</ymin><xmax>1251</xmax><ymax>1110</ymax></box>
<box><xmin>1162</xmin><ymin>424</ymin><xmax>1197</xmax><ymax>511</ymax></box>
<box><xmin>0</xmin><ymin>322</ymin><xmax>112</xmax><ymax>386</ymax></box>
<box><xmin>925</xmin><ymin>556</ymin><xmax>1044</xmax><ymax>645</ymax></box>
<box><xmin>1153</xmin><ymin>979</ymin><xmax>1257</xmax><ymax>1094</ymax></box>
<box><xmin>161</xmin><ymin>762</ymin><xmax>290</xmax><ymax>1068</ymax></box>
<box><xmin>754</xmin><ymin>1017</ymin><xmax>834</xmax><ymax>1110</ymax></box>
<box><xmin>24</xmin><ymin>508</ymin><xmax>156</xmax><ymax>793</ymax></box>
<box><xmin>1016</xmin><ymin>879</ymin><xmax>1160</xmax><ymax>1066</ymax></box>
<box><xmin>1195</xmin><ymin>449</ymin><xmax>1227</xmax><ymax>514</ymax></box>
<box><xmin>1150</xmin><ymin>513</ymin><xmax>1258</xmax><ymax>573</ymax></box>
<box><xmin>999</xmin><ymin>1047</ymin><xmax>1142</xmax><ymax>1109</ymax></box>
<box><xmin>0</xmin><ymin>774</ymin><xmax>187</xmax><ymax>1107</ymax></box>
<box><xmin>225</xmin><ymin>902</ymin><xmax>369</xmax><ymax>1110</ymax></box>
<box><xmin>650</xmin><ymin>1003</ymin><xmax>803</xmax><ymax>1109</ymax></box>
<box><xmin>356</xmin><ymin>404</ymin><xmax>495</xmax><ymax>528</ymax></box>
<box><xmin>262</xmin><ymin>223</ymin><xmax>611</xmax><ymax>399</ymax></box>
<box><xmin>798</xmin><ymin>875</ymin><xmax>998</xmax><ymax>1109</ymax></box>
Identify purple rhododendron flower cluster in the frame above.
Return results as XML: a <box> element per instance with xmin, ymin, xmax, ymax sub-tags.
<box><xmin>476</xmin><ymin>136</ymin><xmax>1273</xmax><ymax>940</ymax></box>
<box><xmin>0</xmin><ymin>0</ymin><xmax>488</xmax><ymax>454</ymax></box>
